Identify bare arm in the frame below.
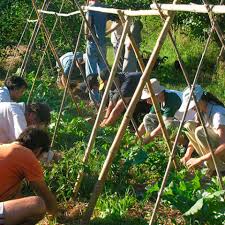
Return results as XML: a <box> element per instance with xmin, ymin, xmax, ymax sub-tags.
<box><xmin>103</xmin><ymin>99</ymin><xmax>125</xmax><ymax>126</ymax></box>
<box><xmin>30</xmin><ymin>180</ymin><xmax>58</xmax><ymax>216</ymax></box>
<box><xmin>105</xmin><ymin>22</ymin><xmax>121</xmax><ymax>35</ymax></box>
<box><xmin>84</xmin><ymin>12</ymin><xmax>92</xmax><ymax>39</ymax></box>
<box><xmin>180</xmin><ymin>143</ymin><xmax>195</xmax><ymax>165</ymax></box>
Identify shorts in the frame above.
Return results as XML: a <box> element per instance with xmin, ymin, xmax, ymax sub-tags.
<box><xmin>0</xmin><ymin>202</ymin><xmax>4</xmax><ymax>225</ymax></box>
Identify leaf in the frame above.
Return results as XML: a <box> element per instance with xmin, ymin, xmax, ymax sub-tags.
<box><xmin>184</xmin><ymin>198</ymin><xmax>204</xmax><ymax>216</ymax></box>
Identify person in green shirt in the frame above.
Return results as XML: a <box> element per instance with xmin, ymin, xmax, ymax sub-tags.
<box><xmin>137</xmin><ymin>78</ymin><xmax>182</xmax><ymax>144</ymax></box>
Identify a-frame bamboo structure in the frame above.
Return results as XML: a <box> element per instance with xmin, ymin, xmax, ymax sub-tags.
<box><xmin>10</xmin><ymin>0</ymin><xmax>225</xmax><ymax>224</ymax></box>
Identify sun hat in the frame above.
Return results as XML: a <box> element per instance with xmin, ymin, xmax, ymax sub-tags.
<box><xmin>179</xmin><ymin>84</ymin><xmax>204</xmax><ymax>112</ymax></box>
<box><xmin>141</xmin><ymin>78</ymin><xmax>165</xmax><ymax>100</ymax></box>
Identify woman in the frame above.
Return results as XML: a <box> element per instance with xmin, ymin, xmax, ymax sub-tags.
<box><xmin>180</xmin><ymin>85</ymin><xmax>225</xmax><ymax>175</ymax></box>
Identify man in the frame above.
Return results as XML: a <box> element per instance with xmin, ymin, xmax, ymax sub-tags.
<box><xmin>100</xmin><ymin>72</ymin><xmax>141</xmax><ymax>127</ymax></box>
<box><xmin>137</xmin><ymin>78</ymin><xmax>195</xmax><ymax>144</ymax></box>
<box><xmin>0</xmin><ymin>102</ymin><xmax>51</xmax><ymax>143</ymax></box>
<box><xmin>0</xmin><ymin>127</ymin><xmax>57</xmax><ymax>225</ymax></box>
<box><xmin>0</xmin><ymin>75</ymin><xmax>28</xmax><ymax>102</ymax></box>
<box><xmin>85</xmin><ymin>0</ymin><xmax>115</xmax><ymax>104</ymax></box>
<box><xmin>56</xmin><ymin>51</ymin><xmax>85</xmax><ymax>89</ymax></box>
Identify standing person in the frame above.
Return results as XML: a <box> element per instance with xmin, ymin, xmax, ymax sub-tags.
<box><xmin>122</xmin><ymin>19</ymin><xmax>143</xmax><ymax>73</ymax></box>
<box><xmin>107</xmin><ymin>20</ymin><xmax>124</xmax><ymax>71</ymax></box>
<box><xmin>0</xmin><ymin>76</ymin><xmax>28</xmax><ymax>102</ymax></box>
<box><xmin>0</xmin><ymin>102</ymin><xmax>51</xmax><ymax>144</ymax></box>
<box><xmin>180</xmin><ymin>85</ymin><xmax>225</xmax><ymax>174</ymax></box>
<box><xmin>85</xmin><ymin>0</ymin><xmax>114</xmax><ymax>104</ymax></box>
<box><xmin>100</xmin><ymin>72</ymin><xmax>141</xmax><ymax>127</ymax></box>
<box><xmin>0</xmin><ymin>127</ymin><xmax>58</xmax><ymax>225</ymax></box>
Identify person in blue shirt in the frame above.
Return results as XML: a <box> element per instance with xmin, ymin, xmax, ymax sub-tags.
<box><xmin>85</xmin><ymin>0</ymin><xmax>116</xmax><ymax>105</ymax></box>
<box><xmin>56</xmin><ymin>51</ymin><xmax>84</xmax><ymax>89</ymax></box>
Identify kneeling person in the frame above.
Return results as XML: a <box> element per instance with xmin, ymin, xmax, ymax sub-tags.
<box><xmin>0</xmin><ymin>127</ymin><xmax>57</xmax><ymax>225</ymax></box>
<box><xmin>101</xmin><ymin>72</ymin><xmax>141</xmax><ymax>127</ymax></box>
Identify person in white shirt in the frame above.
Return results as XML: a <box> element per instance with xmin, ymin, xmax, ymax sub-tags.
<box><xmin>180</xmin><ymin>85</ymin><xmax>225</xmax><ymax>175</ymax></box>
<box><xmin>0</xmin><ymin>102</ymin><xmax>51</xmax><ymax>144</ymax></box>
<box><xmin>0</xmin><ymin>76</ymin><xmax>27</xmax><ymax>102</ymax></box>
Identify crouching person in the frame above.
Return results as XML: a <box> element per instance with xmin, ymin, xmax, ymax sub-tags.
<box><xmin>180</xmin><ymin>85</ymin><xmax>225</xmax><ymax>175</ymax></box>
<box><xmin>137</xmin><ymin>79</ymin><xmax>182</xmax><ymax>144</ymax></box>
<box><xmin>0</xmin><ymin>127</ymin><xmax>57</xmax><ymax>225</ymax></box>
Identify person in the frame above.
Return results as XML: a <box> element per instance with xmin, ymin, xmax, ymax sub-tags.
<box><xmin>107</xmin><ymin>20</ymin><xmax>124</xmax><ymax>71</ymax></box>
<box><xmin>56</xmin><ymin>51</ymin><xmax>85</xmax><ymax>89</ymax></box>
<box><xmin>137</xmin><ymin>78</ymin><xmax>194</xmax><ymax>144</ymax></box>
<box><xmin>0</xmin><ymin>127</ymin><xmax>58</xmax><ymax>224</ymax></box>
<box><xmin>122</xmin><ymin>19</ymin><xmax>143</xmax><ymax>73</ymax></box>
<box><xmin>0</xmin><ymin>102</ymin><xmax>51</xmax><ymax>144</ymax></box>
<box><xmin>180</xmin><ymin>85</ymin><xmax>225</xmax><ymax>175</ymax></box>
<box><xmin>100</xmin><ymin>72</ymin><xmax>141</xmax><ymax>127</ymax></box>
<box><xmin>85</xmin><ymin>0</ymin><xmax>115</xmax><ymax>104</ymax></box>
<box><xmin>0</xmin><ymin>75</ymin><xmax>28</xmax><ymax>102</ymax></box>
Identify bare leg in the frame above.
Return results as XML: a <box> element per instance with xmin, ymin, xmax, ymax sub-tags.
<box><xmin>4</xmin><ymin>196</ymin><xmax>46</xmax><ymax>225</ymax></box>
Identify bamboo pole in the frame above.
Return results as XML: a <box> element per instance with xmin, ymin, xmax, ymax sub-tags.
<box><xmin>31</xmin><ymin>0</ymin><xmax>82</xmax><ymax>147</ymax></box>
<box><xmin>5</xmin><ymin>8</ymin><xmax>35</xmax><ymax>80</ymax></box>
<box><xmin>20</xmin><ymin>0</ymin><xmax>50</xmax><ymax>77</ymax></box>
<box><xmin>118</xmin><ymin>12</ymin><xmax>177</xmax><ymax>168</ymax></box>
<box><xmin>81</xmin><ymin>8</ymin><xmax>176</xmax><ymax>225</ymax></box>
<box><xmin>27</xmin><ymin>0</ymin><xmax>66</xmax><ymax>103</ymax></box>
<box><xmin>216</xmin><ymin>46</ymin><xmax>224</xmax><ymax>65</ymax></box>
<box><xmin>73</xmin><ymin>16</ymin><xmax>131</xmax><ymax>199</ymax></box>
<box><xmin>37</xmin><ymin>5</ymin><xmax>225</xmax><ymax>17</ymax></box>
<box><xmin>38</xmin><ymin>9</ymin><xmax>82</xmax><ymax>17</ymax></box>
<box><xmin>150</xmin><ymin>3</ymin><xmax>225</xmax><ymax>14</ymax></box>
<box><xmin>204</xmin><ymin>0</ymin><xmax>225</xmax><ymax>49</ymax></box>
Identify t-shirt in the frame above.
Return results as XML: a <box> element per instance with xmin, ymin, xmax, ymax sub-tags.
<box><xmin>0</xmin><ymin>102</ymin><xmax>27</xmax><ymax>143</ymax></box>
<box><xmin>150</xmin><ymin>90</ymin><xmax>182</xmax><ymax>119</ymax></box>
<box><xmin>57</xmin><ymin>52</ymin><xmax>84</xmax><ymax>79</ymax></box>
<box><xmin>0</xmin><ymin>86</ymin><xmax>11</xmax><ymax>102</ymax></box>
<box><xmin>0</xmin><ymin>143</ymin><xmax>44</xmax><ymax>201</ymax></box>
<box><xmin>110</xmin><ymin>72</ymin><xmax>141</xmax><ymax>103</ymax></box>
<box><xmin>203</xmin><ymin>102</ymin><xmax>225</xmax><ymax>129</ymax></box>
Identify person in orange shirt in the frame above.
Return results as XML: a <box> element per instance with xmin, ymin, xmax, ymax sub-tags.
<box><xmin>0</xmin><ymin>127</ymin><xmax>57</xmax><ymax>225</ymax></box>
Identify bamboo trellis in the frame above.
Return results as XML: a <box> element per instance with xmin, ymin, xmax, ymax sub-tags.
<box><xmin>11</xmin><ymin>1</ymin><xmax>225</xmax><ymax>224</ymax></box>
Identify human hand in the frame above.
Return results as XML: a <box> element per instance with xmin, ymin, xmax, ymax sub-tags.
<box><xmin>186</xmin><ymin>158</ymin><xmax>202</xmax><ymax>170</ymax></box>
<box><xmin>180</xmin><ymin>154</ymin><xmax>191</xmax><ymax>165</ymax></box>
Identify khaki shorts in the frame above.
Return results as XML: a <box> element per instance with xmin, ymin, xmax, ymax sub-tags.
<box><xmin>0</xmin><ymin>202</ymin><xmax>4</xmax><ymax>225</ymax></box>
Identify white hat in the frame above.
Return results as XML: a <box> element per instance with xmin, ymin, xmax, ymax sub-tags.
<box><xmin>179</xmin><ymin>84</ymin><xmax>204</xmax><ymax>112</ymax></box>
<box><xmin>141</xmin><ymin>78</ymin><xmax>165</xmax><ymax>100</ymax></box>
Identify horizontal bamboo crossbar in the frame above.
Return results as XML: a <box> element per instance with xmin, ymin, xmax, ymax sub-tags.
<box><xmin>37</xmin><ymin>4</ymin><xmax>225</xmax><ymax>17</ymax></box>
<box><xmin>37</xmin><ymin>9</ymin><xmax>83</xmax><ymax>17</ymax></box>
<box><xmin>150</xmin><ymin>3</ymin><xmax>225</xmax><ymax>14</ymax></box>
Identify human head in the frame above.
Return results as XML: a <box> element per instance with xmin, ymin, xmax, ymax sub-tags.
<box><xmin>25</xmin><ymin>103</ymin><xmax>51</xmax><ymax>127</ymax></box>
<box><xmin>4</xmin><ymin>76</ymin><xmax>28</xmax><ymax>101</ymax></box>
<box><xmin>16</xmin><ymin>127</ymin><xmax>50</xmax><ymax>157</ymax></box>
<box><xmin>141</xmin><ymin>78</ymin><xmax>165</xmax><ymax>104</ymax></box>
<box><xmin>179</xmin><ymin>85</ymin><xmax>204</xmax><ymax>112</ymax></box>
